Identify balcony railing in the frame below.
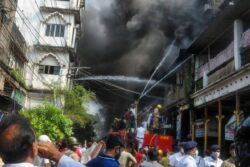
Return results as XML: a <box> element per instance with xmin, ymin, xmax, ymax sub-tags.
<box><xmin>11</xmin><ymin>23</ymin><xmax>27</xmax><ymax>57</ymax></box>
<box><xmin>197</xmin><ymin>42</ymin><xmax>234</xmax><ymax>78</ymax></box>
<box><xmin>41</xmin><ymin>0</ymin><xmax>83</xmax><ymax>11</ymax></box>
<box><xmin>241</xmin><ymin>28</ymin><xmax>250</xmax><ymax>49</ymax></box>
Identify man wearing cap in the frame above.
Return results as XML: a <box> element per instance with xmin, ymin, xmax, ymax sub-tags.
<box><xmin>176</xmin><ymin>141</ymin><xmax>198</xmax><ymax>167</ymax></box>
<box><xmin>86</xmin><ymin>134</ymin><xmax>125</xmax><ymax>167</ymax></box>
<box><xmin>169</xmin><ymin>142</ymin><xmax>185</xmax><ymax>167</ymax></box>
<box><xmin>204</xmin><ymin>145</ymin><xmax>223</xmax><ymax>167</ymax></box>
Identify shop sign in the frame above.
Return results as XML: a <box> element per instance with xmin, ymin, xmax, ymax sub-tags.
<box><xmin>195</xmin><ymin>120</ymin><xmax>204</xmax><ymax>138</ymax></box>
<box><xmin>195</xmin><ymin>118</ymin><xmax>217</xmax><ymax>138</ymax></box>
<box><xmin>208</xmin><ymin>118</ymin><xmax>217</xmax><ymax>137</ymax></box>
<box><xmin>12</xmin><ymin>90</ymin><xmax>25</xmax><ymax>106</ymax></box>
<box><xmin>225</xmin><ymin>115</ymin><xmax>236</xmax><ymax>141</ymax></box>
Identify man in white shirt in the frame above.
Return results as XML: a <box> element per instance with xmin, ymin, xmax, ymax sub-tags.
<box><xmin>176</xmin><ymin>141</ymin><xmax>198</xmax><ymax>167</ymax></box>
<box><xmin>136</xmin><ymin>125</ymin><xmax>146</xmax><ymax>150</ymax></box>
<box><xmin>0</xmin><ymin>115</ymin><xmax>86</xmax><ymax>167</ymax></box>
<box><xmin>169</xmin><ymin>142</ymin><xmax>185</xmax><ymax>167</ymax></box>
<box><xmin>204</xmin><ymin>145</ymin><xmax>223</xmax><ymax>167</ymax></box>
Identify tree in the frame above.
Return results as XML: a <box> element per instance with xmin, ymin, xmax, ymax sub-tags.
<box><xmin>20</xmin><ymin>104</ymin><xmax>73</xmax><ymax>141</ymax></box>
<box><xmin>64</xmin><ymin>84</ymin><xmax>96</xmax><ymax>125</ymax></box>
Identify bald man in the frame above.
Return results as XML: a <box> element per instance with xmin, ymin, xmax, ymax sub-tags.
<box><xmin>0</xmin><ymin>115</ymin><xmax>86</xmax><ymax>167</ymax></box>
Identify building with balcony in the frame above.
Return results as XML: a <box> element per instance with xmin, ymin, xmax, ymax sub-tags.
<box><xmin>15</xmin><ymin>0</ymin><xmax>85</xmax><ymax>107</ymax></box>
<box><xmin>0</xmin><ymin>0</ymin><xmax>28</xmax><ymax>115</ymax></box>
<box><xmin>188</xmin><ymin>0</ymin><xmax>250</xmax><ymax>155</ymax></box>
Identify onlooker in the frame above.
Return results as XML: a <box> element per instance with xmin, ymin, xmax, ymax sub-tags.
<box><xmin>86</xmin><ymin>134</ymin><xmax>125</xmax><ymax>167</ymax></box>
<box><xmin>64</xmin><ymin>137</ymin><xmax>81</xmax><ymax>161</ymax></box>
<box><xmin>169</xmin><ymin>142</ymin><xmax>185</xmax><ymax>167</ymax></box>
<box><xmin>159</xmin><ymin>151</ymin><xmax>169</xmax><ymax>167</ymax></box>
<box><xmin>221</xmin><ymin>143</ymin><xmax>236</xmax><ymax>167</ymax></box>
<box><xmin>136</xmin><ymin>148</ymin><xmax>146</xmax><ymax>166</ymax></box>
<box><xmin>176</xmin><ymin>141</ymin><xmax>197</xmax><ymax>167</ymax></box>
<box><xmin>195</xmin><ymin>149</ymin><xmax>205</xmax><ymax>167</ymax></box>
<box><xmin>140</xmin><ymin>148</ymin><xmax>163</xmax><ymax>167</ymax></box>
<box><xmin>34</xmin><ymin>134</ymin><xmax>52</xmax><ymax>167</ymax></box>
<box><xmin>118</xmin><ymin>147</ymin><xmax>137</xmax><ymax>167</ymax></box>
<box><xmin>204</xmin><ymin>145</ymin><xmax>223</xmax><ymax>167</ymax></box>
<box><xmin>0</xmin><ymin>115</ymin><xmax>86</xmax><ymax>167</ymax></box>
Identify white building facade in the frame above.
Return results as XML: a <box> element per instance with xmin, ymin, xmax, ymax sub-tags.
<box><xmin>15</xmin><ymin>0</ymin><xmax>84</xmax><ymax>107</ymax></box>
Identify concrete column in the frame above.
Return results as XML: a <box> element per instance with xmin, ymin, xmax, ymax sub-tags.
<box><xmin>234</xmin><ymin>19</ymin><xmax>243</xmax><ymax>70</ymax></box>
<box><xmin>203</xmin><ymin>70</ymin><xmax>208</xmax><ymax>88</ymax></box>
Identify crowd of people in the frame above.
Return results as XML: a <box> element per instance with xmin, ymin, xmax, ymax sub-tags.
<box><xmin>0</xmin><ymin>114</ymin><xmax>250</xmax><ymax>167</ymax></box>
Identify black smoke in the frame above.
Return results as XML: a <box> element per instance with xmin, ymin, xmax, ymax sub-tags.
<box><xmin>77</xmin><ymin>0</ymin><xmax>206</xmax><ymax>131</ymax></box>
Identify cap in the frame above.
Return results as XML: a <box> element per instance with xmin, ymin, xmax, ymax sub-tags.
<box><xmin>183</xmin><ymin>141</ymin><xmax>197</xmax><ymax>151</ymax></box>
<box><xmin>210</xmin><ymin>145</ymin><xmax>220</xmax><ymax>152</ymax></box>
<box><xmin>38</xmin><ymin>135</ymin><xmax>51</xmax><ymax>142</ymax></box>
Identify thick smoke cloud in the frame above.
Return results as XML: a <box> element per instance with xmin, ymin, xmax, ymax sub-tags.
<box><xmin>79</xmin><ymin>0</ymin><xmax>204</xmax><ymax>76</ymax></box>
<box><xmin>78</xmin><ymin>0</ymin><xmax>206</xmax><ymax>131</ymax></box>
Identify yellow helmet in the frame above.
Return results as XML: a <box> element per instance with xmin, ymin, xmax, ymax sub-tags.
<box><xmin>156</xmin><ymin>104</ymin><xmax>162</xmax><ymax>109</ymax></box>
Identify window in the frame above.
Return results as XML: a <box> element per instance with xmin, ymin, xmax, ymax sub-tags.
<box><xmin>39</xmin><ymin>65</ymin><xmax>60</xmax><ymax>75</ymax></box>
<box><xmin>45</xmin><ymin>24</ymin><xmax>65</xmax><ymax>37</ymax></box>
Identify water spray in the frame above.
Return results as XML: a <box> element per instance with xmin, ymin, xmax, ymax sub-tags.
<box><xmin>75</xmin><ymin>75</ymin><xmax>158</xmax><ymax>85</ymax></box>
<box><xmin>140</xmin><ymin>39</ymin><xmax>176</xmax><ymax>99</ymax></box>
<box><xmin>139</xmin><ymin>55</ymin><xmax>192</xmax><ymax>99</ymax></box>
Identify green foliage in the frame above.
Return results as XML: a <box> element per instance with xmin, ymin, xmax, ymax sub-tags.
<box><xmin>10</xmin><ymin>69</ymin><xmax>28</xmax><ymax>89</ymax></box>
<box><xmin>20</xmin><ymin>104</ymin><xmax>73</xmax><ymax>141</ymax></box>
<box><xmin>64</xmin><ymin>84</ymin><xmax>96</xmax><ymax>127</ymax></box>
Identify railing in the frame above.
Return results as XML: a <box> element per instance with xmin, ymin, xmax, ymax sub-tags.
<box><xmin>241</xmin><ymin>28</ymin><xmax>250</xmax><ymax>49</ymax></box>
<box><xmin>241</xmin><ymin>28</ymin><xmax>250</xmax><ymax>66</ymax></box>
<box><xmin>197</xmin><ymin>42</ymin><xmax>234</xmax><ymax>78</ymax></box>
<box><xmin>41</xmin><ymin>0</ymin><xmax>82</xmax><ymax>10</ymax></box>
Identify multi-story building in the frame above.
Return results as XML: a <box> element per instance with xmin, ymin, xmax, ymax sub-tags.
<box><xmin>162</xmin><ymin>50</ymin><xmax>194</xmax><ymax>142</ymax></box>
<box><xmin>15</xmin><ymin>0</ymin><xmax>85</xmax><ymax>107</ymax></box>
<box><xmin>0</xmin><ymin>0</ymin><xmax>28</xmax><ymax>115</ymax></box>
<box><xmin>188</xmin><ymin>0</ymin><xmax>250</xmax><ymax>154</ymax></box>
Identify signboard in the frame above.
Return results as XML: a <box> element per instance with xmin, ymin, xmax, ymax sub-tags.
<box><xmin>13</xmin><ymin>90</ymin><xmax>25</xmax><ymax>106</ymax></box>
<box><xmin>143</xmin><ymin>133</ymin><xmax>173</xmax><ymax>153</ymax></box>
<box><xmin>195</xmin><ymin>120</ymin><xmax>204</xmax><ymax>138</ymax></box>
<box><xmin>195</xmin><ymin>118</ymin><xmax>217</xmax><ymax>138</ymax></box>
<box><xmin>225</xmin><ymin>115</ymin><xmax>236</xmax><ymax>141</ymax></box>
